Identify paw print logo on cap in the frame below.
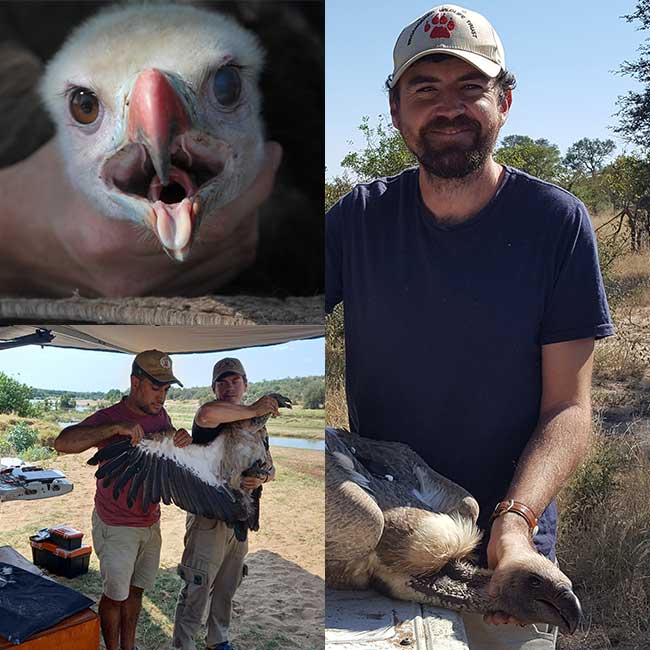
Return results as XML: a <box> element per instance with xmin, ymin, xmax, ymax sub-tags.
<box><xmin>424</xmin><ymin>12</ymin><xmax>455</xmax><ymax>39</ymax></box>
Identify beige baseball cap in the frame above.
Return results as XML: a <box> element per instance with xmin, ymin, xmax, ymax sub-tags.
<box><xmin>132</xmin><ymin>349</ymin><xmax>183</xmax><ymax>386</ymax></box>
<box><xmin>212</xmin><ymin>357</ymin><xmax>247</xmax><ymax>385</ymax></box>
<box><xmin>387</xmin><ymin>4</ymin><xmax>505</xmax><ymax>88</ymax></box>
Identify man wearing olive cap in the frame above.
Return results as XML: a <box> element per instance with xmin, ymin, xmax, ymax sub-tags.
<box><xmin>55</xmin><ymin>350</ymin><xmax>192</xmax><ymax>650</ymax></box>
<box><xmin>326</xmin><ymin>4</ymin><xmax>613</xmax><ymax>649</ymax></box>
<box><xmin>173</xmin><ymin>357</ymin><xmax>279</xmax><ymax>650</ymax></box>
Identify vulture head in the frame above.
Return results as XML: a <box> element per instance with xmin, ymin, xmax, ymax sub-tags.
<box><xmin>326</xmin><ymin>429</ymin><xmax>583</xmax><ymax>635</ymax></box>
<box><xmin>40</xmin><ymin>3</ymin><xmax>265</xmax><ymax>261</ymax></box>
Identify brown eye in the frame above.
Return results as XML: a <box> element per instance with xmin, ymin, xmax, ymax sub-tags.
<box><xmin>69</xmin><ymin>88</ymin><xmax>100</xmax><ymax>124</ymax></box>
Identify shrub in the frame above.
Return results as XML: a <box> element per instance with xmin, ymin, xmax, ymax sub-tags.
<box><xmin>6</xmin><ymin>421</ymin><xmax>39</xmax><ymax>453</ymax></box>
<box><xmin>21</xmin><ymin>445</ymin><xmax>56</xmax><ymax>462</ymax></box>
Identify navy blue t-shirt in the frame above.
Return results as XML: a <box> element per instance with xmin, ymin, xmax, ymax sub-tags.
<box><xmin>326</xmin><ymin>166</ymin><xmax>614</xmax><ymax>564</ymax></box>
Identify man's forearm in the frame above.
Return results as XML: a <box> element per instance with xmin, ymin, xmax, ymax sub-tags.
<box><xmin>504</xmin><ymin>399</ymin><xmax>592</xmax><ymax>518</ymax></box>
<box><xmin>195</xmin><ymin>401</ymin><xmax>257</xmax><ymax>427</ymax></box>
<box><xmin>54</xmin><ymin>423</ymin><xmax>124</xmax><ymax>454</ymax></box>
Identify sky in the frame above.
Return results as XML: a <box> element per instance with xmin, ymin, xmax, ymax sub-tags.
<box><xmin>326</xmin><ymin>0</ymin><xmax>646</xmax><ymax>178</ymax></box>
<box><xmin>0</xmin><ymin>338</ymin><xmax>324</xmax><ymax>392</ymax></box>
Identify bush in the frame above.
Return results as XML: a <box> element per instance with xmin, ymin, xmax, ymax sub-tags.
<box><xmin>6</xmin><ymin>422</ymin><xmax>39</xmax><ymax>453</ymax></box>
<box><xmin>58</xmin><ymin>394</ymin><xmax>77</xmax><ymax>410</ymax></box>
<box><xmin>0</xmin><ymin>372</ymin><xmax>35</xmax><ymax>417</ymax></box>
<box><xmin>21</xmin><ymin>445</ymin><xmax>56</xmax><ymax>462</ymax></box>
<box><xmin>304</xmin><ymin>383</ymin><xmax>325</xmax><ymax>409</ymax></box>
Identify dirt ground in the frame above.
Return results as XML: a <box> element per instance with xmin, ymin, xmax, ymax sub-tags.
<box><xmin>0</xmin><ymin>446</ymin><xmax>324</xmax><ymax>650</ymax></box>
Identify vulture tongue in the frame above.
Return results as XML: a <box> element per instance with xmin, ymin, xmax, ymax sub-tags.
<box><xmin>152</xmin><ymin>197</ymin><xmax>197</xmax><ymax>261</ymax></box>
<box><xmin>149</xmin><ymin>167</ymin><xmax>198</xmax><ymax>260</ymax></box>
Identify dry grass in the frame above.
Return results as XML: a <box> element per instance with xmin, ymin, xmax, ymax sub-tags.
<box><xmin>325</xmin><ymin>306</ymin><xmax>348</xmax><ymax>428</ymax></box>
<box><xmin>557</xmin><ymin>434</ymin><xmax>650</xmax><ymax>649</ymax></box>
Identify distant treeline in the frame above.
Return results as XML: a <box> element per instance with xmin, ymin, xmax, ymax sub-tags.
<box><xmin>32</xmin><ymin>388</ymin><xmax>104</xmax><ymax>400</ymax></box>
<box><xmin>34</xmin><ymin>376</ymin><xmax>325</xmax><ymax>406</ymax></box>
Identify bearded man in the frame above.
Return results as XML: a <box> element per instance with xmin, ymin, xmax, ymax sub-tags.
<box><xmin>54</xmin><ymin>349</ymin><xmax>191</xmax><ymax>650</ymax></box>
<box><xmin>326</xmin><ymin>4</ymin><xmax>614</xmax><ymax>649</ymax></box>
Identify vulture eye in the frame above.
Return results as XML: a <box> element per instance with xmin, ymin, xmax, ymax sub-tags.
<box><xmin>69</xmin><ymin>88</ymin><xmax>100</xmax><ymax>124</ymax></box>
<box><xmin>213</xmin><ymin>66</ymin><xmax>241</xmax><ymax>106</ymax></box>
<box><xmin>528</xmin><ymin>575</ymin><xmax>543</xmax><ymax>588</ymax></box>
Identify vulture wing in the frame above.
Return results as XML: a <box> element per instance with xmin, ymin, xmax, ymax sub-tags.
<box><xmin>88</xmin><ymin>434</ymin><xmax>249</xmax><ymax>524</ymax></box>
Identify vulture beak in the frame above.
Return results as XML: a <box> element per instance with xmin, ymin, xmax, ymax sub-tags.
<box><xmin>539</xmin><ymin>586</ymin><xmax>583</xmax><ymax>635</ymax></box>
<box><xmin>126</xmin><ymin>68</ymin><xmax>196</xmax><ymax>261</ymax></box>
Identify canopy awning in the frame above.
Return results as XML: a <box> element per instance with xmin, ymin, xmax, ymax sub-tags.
<box><xmin>0</xmin><ymin>325</ymin><xmax>323</xmax><ymax>354</ymax></box>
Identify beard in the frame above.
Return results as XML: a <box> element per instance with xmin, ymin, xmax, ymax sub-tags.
<box><xmin>409</xmin><ymin>115</ymin><xmax>498</xmax><ymax>180</ymax></box>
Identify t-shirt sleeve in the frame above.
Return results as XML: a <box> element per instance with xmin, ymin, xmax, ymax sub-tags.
<box><xmin>325</xmin><ymin>200</ymin><xmax>344</xmax><ymax>313</ymax></box>
<box><xmin>540</xmin><ymin>202</ymin><xmax>615</xmax><ymax>345</ymax></box>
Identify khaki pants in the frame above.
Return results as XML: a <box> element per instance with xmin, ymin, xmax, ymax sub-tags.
<box><xmin>463</xmin><ymin>613</ymin><xmax>558</xmax><ymax>650</ymax></box>
<box><xmin>172</xmin><ymin>514</ymin><xmax>247</xmax><ymax>650</ymax></box>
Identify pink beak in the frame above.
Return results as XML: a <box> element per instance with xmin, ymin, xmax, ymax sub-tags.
<box><xmin>126</xmin><ymin>68</ymin><xmax>190</xmax><ymax>185</ymax></box>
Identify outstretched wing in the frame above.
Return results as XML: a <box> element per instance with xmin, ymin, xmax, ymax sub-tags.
<box><xmin>87</xmin><ymin>436</ymin><xmax>250</xmax><ymax>523</ymax></box>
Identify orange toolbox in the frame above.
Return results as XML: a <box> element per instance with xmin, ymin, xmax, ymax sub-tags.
<box><xmin>29</xmin><ymin>526</ymin><xmax>91</xmax><ymax>578</ymax></box>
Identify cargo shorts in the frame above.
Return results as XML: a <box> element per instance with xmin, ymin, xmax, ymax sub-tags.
<box><xmin>91</xmin><ymin>509</ymin><xmax>162</xmax><ymax>602</ymax></box>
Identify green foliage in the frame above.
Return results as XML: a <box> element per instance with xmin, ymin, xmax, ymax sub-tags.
<box><xmin>614</xmin><ymin>1</ymin><xmax>650</xmax><ymax>150</ymax></box>
<box><xmin>325</xmin><ymin>173</ymin><xmax>354</xmax><ymax>212</ymax></box>
<box><xmin>340</xmin><ymin>115</ymin><xmax>415</xmax><ymax>183</ymax></box>
<box><xmin>6</xmin><ymin>421</ymin><xmax>39</xmax><ymax>453</ymax></box>
<box><xmin>495</xmin><ymin>135</ymin><xmax>562</xmax><ymax>182</ymax></box>
<box><xmin>167</xmin><ymin>376</ymin><xmax>324</xmax><ymax>407</ymax></box>
<box><xmin>303</xmin><ymin>383</ymin><xmax>325</xmax><ymax>409</ymax></box>
<box><xmin>0</xmin><ymin>372</ymin><xmax>35</xmax><ymax>417</ymax></box>
<box><xmin>105</xmin><ymin>388</ymin><xmax>123</xmax><ymax>403</ymax></box>
<box><xmin>21</xmin><ymin>445</ymin><xmax>56</xmax><ymax>462</ymax></box>
<box><xmin>58</xmin><ymin>393</ymin><xmax>77</xmax><ymax>410</ymax></box>
<box><xmin>563</xmin><ymin>138</ymin><xmax>616</xmax><ymax>178</ymax></box>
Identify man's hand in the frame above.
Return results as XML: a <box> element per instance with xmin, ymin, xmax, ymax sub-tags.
<box><xmin>116</xmin><ymin>422</ymin><xmax>145</xmax><ymax>446</ymax></box>
<box><xmin>0</xmin><ymin>139</ymin><xmax>282</xmax><ymax>297</ymax></box>
<box><xmin>251</xmin><ymin>395</ymin><xmax>280</xmax><ymax>418</ymax></box>
<box><xmin>484</xmin><ymin>514</ymin><xmax>534</xmax><ymax>626</ymax></box>
<box><xmin>240</xmin><ymin>476</ymin><xmax>267</xmax><ymax>491</ymax></box>
<box><xmin>173</xmin><ymin>428</ymin><xmax>192</xmax><ymax>448</ymax></box>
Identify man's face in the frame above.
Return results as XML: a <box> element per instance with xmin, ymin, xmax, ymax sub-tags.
<box><xmin>390</xmin><ymin>57</ymin><xmax>511</xmax><ymax>180</ymax></box>
<box><xmin>130</xmin><ymin>375</ymin><xmax>170</xmax><ymax>415</ymax></box>
<box><xmin>214</xmin><ymin>372</ymin><xmax>247</xmax><ymax>404</ymax></box>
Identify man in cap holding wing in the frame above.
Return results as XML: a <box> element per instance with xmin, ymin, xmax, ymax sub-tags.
<box><xmin>326</xmin><ymin>4</ymin><xmax>613</xmax><ymax>648</ymax></box>
<box><xmin>55</xmin><ymin>349</ymin><xmax>192</xmax><ymax>650</ymax></box>
<box><xmin>173</xmin><ymin>357</ymin><xmax>279</xmax><ymax>650</ymax></box>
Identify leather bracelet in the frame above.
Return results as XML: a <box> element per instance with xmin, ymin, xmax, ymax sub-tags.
<box><xmin>491</xmin><ymin>500</ymin><xmax>539</xmax><ymax>537</ymax></box>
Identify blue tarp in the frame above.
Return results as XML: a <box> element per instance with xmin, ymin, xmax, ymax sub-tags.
<box><xmin>0</xmin><ymin>562</ymin><xmax>94</xmax><ymax>645</ymax></box>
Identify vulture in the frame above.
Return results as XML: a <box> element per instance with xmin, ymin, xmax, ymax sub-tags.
<box><xmin>326</xmin><ymin>429</ymin><xmax>583</xmax><ymax>635</ymax></box>
<box><xmin>87</xmin><ymin>393</ymin><xmax>292</xmax><ymax>540</ymax></box>
<box><xmin>39</xmin><ymin>3</ymin><xmax>265</xmax><ymax>261</ymax></box>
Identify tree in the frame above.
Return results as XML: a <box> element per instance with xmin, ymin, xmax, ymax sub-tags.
<box><xmin>105</xmin><ymin>388</ymin><xmax>123</xmax><ymax>403</ymax></box>
<box><xmin>494</xmin><ymin>135</ymin><xmax>562</xmax><ymax>182</ymax></box>
<box><xmin>0</xmin><ymin>372</ymin><xmax>34</xmax><ymax>417</ymax></box>
<box><xmin>341</xmin><ymin>115</ymin><xmax>415</xmax><ymax>183</ymax></box>
<box><xmin>563</xmin><ymin>138</ymin><xmax>616</xmax><ymax>178</ymax></box>
<box><xmin>304</xmin><ymin>382</ymin><xmax>325</xmax><ymax>409</ymax></box>
<box><xmin>600</xmin><ymin>154</ymin><xmax>650</xmax><ymax>251</ymax></box>
<box><xmin>325</xmin><ymin>173</ymin><xmax>354</xmax><ymax>212</ymax></box>
<box><xmin>58</xmin><ymin>393</ymin><xmax>77</xmax><ymax>410</ymax></box>
<box><xmin>615</xmin><ymin>1</ymin><xmax>650</xmax><ymax>150</ymax></box>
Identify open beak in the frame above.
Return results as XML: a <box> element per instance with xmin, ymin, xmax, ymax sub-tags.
<box><xmin>100</xmin><ymin>68</ymin><xmax>229</xmax><ymax>261</ymax></box>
